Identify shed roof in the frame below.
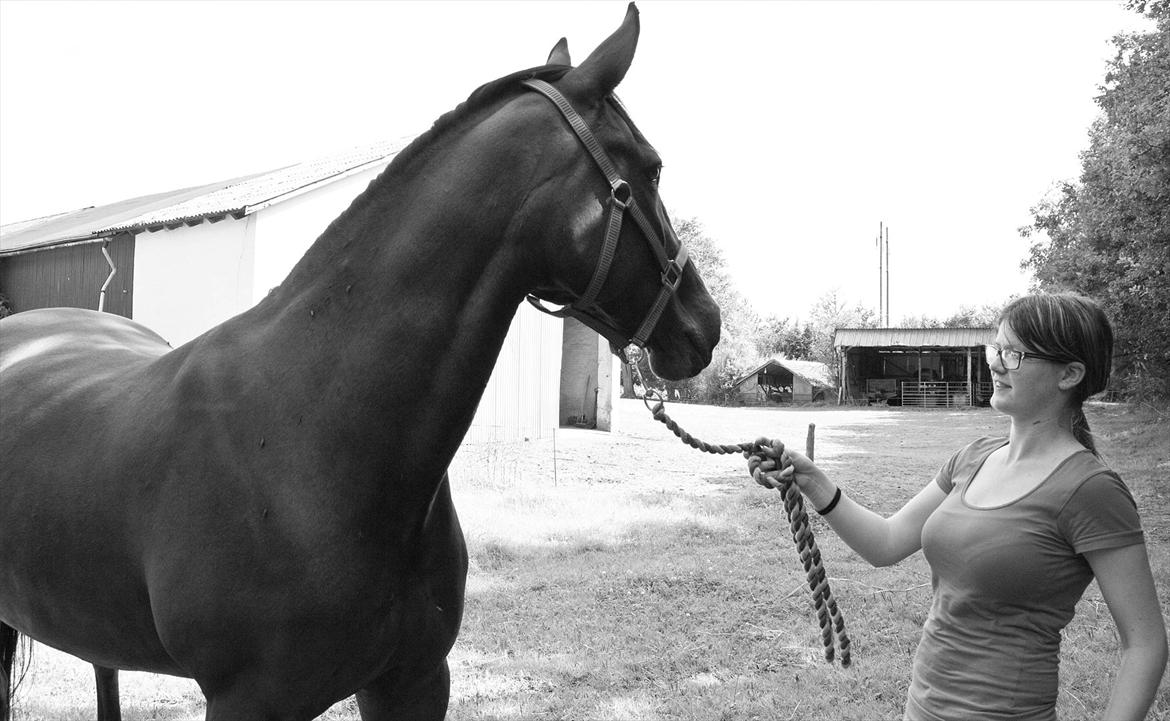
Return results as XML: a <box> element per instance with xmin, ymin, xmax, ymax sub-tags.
<box><xmin>0</xmin><ymin>138</ymin><xmax>409</xmax><ymax>257</ymax></box>
<box><xmin>834</xmin><ymin>327</ymin><xmax>995</xmax><ymax>348</ymax></box>
<box><xmin>734</xmin><ymin>357</ymin><xmax>835</xmax><ymax>389</ymax></box>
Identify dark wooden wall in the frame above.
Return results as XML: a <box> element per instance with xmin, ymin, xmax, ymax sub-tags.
<box><xmin>0</xmin><ymin>233</ymin><xmax>134</xmax><ymax>318</ymax></box>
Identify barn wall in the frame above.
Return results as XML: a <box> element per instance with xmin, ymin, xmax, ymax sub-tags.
<box><xmin>560</xmin><ymin>318</ymin><xmax>599</xmax><ymax>428</ymax></box>
<box><xmin>794</xmin><ymin>376</ymin><xmax>813</xmax><ymax>402</ymax></box>
<box><xmin>557</xmin><ymin>319</ymin><xmax>616</xmax><ymax>431</ymax></box>
<box><xmin>251</xmin><ymin>165</ymin><xmax>387</xmax><ymax>303</ymax></box>
<box><xmin>133</xmin><ymin>216</ymin><xmax>255</xmax><ymax>346</ymax></box>
<box><xmin>466</xmin><ymin>302</ymin><xmax>564</xmax><ymax>442</ymax></box>
<box><xmin>598</xmin><ymin>355</ymin><xmax>618</xmax><ymax>432</ymax></box>
<box><xmin>0</xmin><ymin>233</ymin><xmax>134</xmax><ymax>318</ymax></box>
<box><xmin>736</xmin><ymin>381</ymin><xmax>763</xmax><ymax>405</ymax></box>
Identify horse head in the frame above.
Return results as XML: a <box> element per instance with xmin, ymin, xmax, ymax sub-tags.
<box><xmin>514</xmin><ymin>3</ymin><xmax>721</xmax><ymax>381</ymax></box>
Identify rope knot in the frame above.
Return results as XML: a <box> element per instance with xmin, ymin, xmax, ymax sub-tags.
<box><xmin>747</xmin><ymin>437</ymin><xmax>790</xmax><ymax>491</ymax></box>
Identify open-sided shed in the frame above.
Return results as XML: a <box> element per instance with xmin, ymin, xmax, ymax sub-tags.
<box><xmin>834</xmin><ymin>327</ymin><xmax>996</xmax><ymax>407</ymax></box>
<box><xmin>732</xmin><ymin>357</ymin><xmax>835</xmax><ymax>405</ymax></box>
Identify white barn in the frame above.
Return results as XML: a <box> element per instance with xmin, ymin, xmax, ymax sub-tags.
<box><xmin>0</xmin><ymin>140</ymin><xmax>619</xmax><ymax>440</ymax></box>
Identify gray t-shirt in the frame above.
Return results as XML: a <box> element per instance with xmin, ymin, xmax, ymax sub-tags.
<box><xmin>905</xmin><ymin>436</ymin><xmax>1144</xmax><ymax>721</ymax></box>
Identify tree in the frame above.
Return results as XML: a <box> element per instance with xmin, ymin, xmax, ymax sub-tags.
<box><xmin>940</xmin><ymin>303</ymin><xmax>1006</xmax><ymax>328</ymax></box>
<box><xmin>897</xmin><ymin>302</ymin><xmax>1009</xmax><ymax>329</ymax></box>
<box><xmin>806</xmin><ymin>289</ymin><xmax>878</xmax><ymax>382</ymax></box>
<box><xmin>758</xmin><ymin>315</ymin><xmax>815</xmax><ymax>360</ymax></box>
<box><xmin>1022</xmin><ymin>0</ymin><xmax>1170</xmax><ymax>398</ymax></box>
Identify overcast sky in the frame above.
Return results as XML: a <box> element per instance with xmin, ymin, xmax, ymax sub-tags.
<box><xmin>0</xmin><ymin>1</ymin><xmax>1152</xmax><ymax>323</ymax></box>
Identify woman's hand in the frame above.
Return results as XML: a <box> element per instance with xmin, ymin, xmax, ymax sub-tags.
<box><xmin>777</xmin><ymin>448</ymin><xmax>838</xmax><ymax>511</ymax></box>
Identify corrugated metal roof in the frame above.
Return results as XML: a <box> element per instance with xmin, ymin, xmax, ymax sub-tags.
<box><xmin>0</xmin><ymin>180</ymin><xmax>254</xmax><ymax>255</ymax></box>
<box><xmin>834</xmin><ymin>327</ymin><xmax>995</xmax><ymax>348</ymax></box>
<box><xmin>734</xmin><ymin>357</ymin><xmax>835</xmax><ymax>389</ymax></box>
<box><xmin>0</xmin><ymin>138</ymin><xmax>409</xmax><ymax>256</ymax></box>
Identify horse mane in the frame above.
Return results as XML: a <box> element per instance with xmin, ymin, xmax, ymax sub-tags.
<box><xmin>387</xmin><ymin>65</ymin><xmax>573</xmax><ymax>175</ymax></box>
<box><xmin>288</xmin><ymin>65</ymin><xmax>574</xmax><ymax>267</ymax></box>
<box><xmin>383</xmin><ymin>63</ymin><xmax>654</xmax><ymax>187</ymax></box>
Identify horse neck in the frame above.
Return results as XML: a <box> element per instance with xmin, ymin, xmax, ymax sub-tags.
<box><xmin>240</xmin><ymin>147</ymin><xmax>532</xmax><ymax>480</ymax></box>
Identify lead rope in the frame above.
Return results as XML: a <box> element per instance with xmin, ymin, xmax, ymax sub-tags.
<box><xmin>626</xmin><ymin>349</ymin><xmax>851</xmax><ymax>667</ymax></box>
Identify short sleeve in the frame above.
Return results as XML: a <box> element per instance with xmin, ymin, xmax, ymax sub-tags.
<box><xmin>1059</xmin><ymin>472</ymin><xmax>1144</xmax><ymax>554</ymax></box>
<box><xmin>933</xmin><ymin>447</ymin><xmax>963</xmax><ymax>494</ymax></box>
<box><xmin>933</xmin><ymin>437</ymin><xmax>1006</xmax><ymax>494</ymax></box>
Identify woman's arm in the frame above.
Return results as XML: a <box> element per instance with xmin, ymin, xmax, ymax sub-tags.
<box><xmin>1085</xmin><ymin>543</ymin><xmax>1168</xmax><ymax>720</ymax></box>
<box><xmin>777</xmin><ymin>449</ymin><xmax>947</xmax><ymax>567</ymax></box>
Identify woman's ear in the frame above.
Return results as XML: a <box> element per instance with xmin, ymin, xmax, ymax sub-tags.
<box><xmin>1058</xmin><ymin>361</ymin><xmax>1087</xmax><ymax>391</ymax></box>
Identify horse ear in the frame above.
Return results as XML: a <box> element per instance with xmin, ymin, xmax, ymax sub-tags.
<box><xmin>560</xmin><ymin>2</ymin><xmax>639</xmax><ymax>100</ymax></box>
<box><xmin>547</xmin><ymin>37</ymin><xmax>571</xmax><ymax>65</ymax></box>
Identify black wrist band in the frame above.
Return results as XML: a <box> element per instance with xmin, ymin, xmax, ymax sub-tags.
<box><xmin>817</xmin><ymin>487</ymin><xmax>843</xmax><ymax>516</ymax></box>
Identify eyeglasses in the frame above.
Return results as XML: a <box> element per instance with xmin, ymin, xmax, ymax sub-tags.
<box><xmin>984</xmin><ymin>344</ymin><xmax>1070</xmax><ymax>371</ymax></box>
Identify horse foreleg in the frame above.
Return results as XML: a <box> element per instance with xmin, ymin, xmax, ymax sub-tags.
<box><xmin>0</xmin><ymin>623</ymin><xmax>15</xmax><ymax>721</ymax></box>
<box><xmin>94</xmin><ymin>666</ymin><xmax>121</xmax><ymax>721</ymax></box>
<box><xmin>355</xmin><ymin>660</ymin><xmax>451</xmax><ymax>721</ymax></box>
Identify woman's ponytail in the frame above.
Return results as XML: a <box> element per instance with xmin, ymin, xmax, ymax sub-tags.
<box><xmin>1071</xmin><ymin>403</ymin><xmax>1098</xmax><ymax>456</ymax></box>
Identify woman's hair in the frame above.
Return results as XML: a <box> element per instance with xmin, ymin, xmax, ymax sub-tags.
<box><xmin>999</xmin><ymin>292</ymin><xmax>1114</xmax><ymax>455</ymax></box>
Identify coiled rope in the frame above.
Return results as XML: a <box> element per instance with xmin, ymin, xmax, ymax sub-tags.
<box><xmin>627</xmin><ymin>352</ymin><xmax>851</xmax><ymax>667</ymax></box>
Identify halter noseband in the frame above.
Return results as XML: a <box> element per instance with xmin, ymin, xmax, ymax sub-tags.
<box><xmin>522</xmin><ymin>78</ymin><xmax>689</xmax><ymax>356</ymax></box>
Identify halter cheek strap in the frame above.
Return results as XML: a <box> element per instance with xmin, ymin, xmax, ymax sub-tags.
<box><xmin>521</xmin><ymin>78</ymin><xmax>689</xmax><ymax>352</ymax></box>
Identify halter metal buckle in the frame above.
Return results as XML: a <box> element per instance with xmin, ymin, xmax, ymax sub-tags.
<box><xmin>661</xmin><ymin>259</ymin><xmax>683</xmax><ymax>291</ymax></box>
<box><xmin>610</xmin><ymin>179</ymin><xmax>632</xmax><ymax>209</ymax></box>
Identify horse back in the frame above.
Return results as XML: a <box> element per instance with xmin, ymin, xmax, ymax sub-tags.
<box><xmin>1</xmin><ymin>307</ymin><xmax>170</xmax><ymax>375</ymax></box>
<box><xmin>1</xmin><ymin>308</ymin><xmax>175</xmax><ymax>464</ymax></box>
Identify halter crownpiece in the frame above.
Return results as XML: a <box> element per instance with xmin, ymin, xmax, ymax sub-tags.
<box><xmin>521</xmin><ymin>78</ymin><xmax>689</xmax><ymax>355</ymax></box>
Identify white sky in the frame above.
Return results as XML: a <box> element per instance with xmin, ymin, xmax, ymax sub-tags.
<box><xmin>0</xmin><ymin>0</ymin><xmax>1152</xmax><ymax>323</ymax></box>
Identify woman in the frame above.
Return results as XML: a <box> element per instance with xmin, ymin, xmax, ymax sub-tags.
<box><xmin>779</xmin><ymin>293</ymin><xmax>1166</xmax><ymax>720</ymax></box>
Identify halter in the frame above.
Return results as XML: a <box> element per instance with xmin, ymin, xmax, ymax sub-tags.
<box><xmin>521</xmin><ymin>78</ymin><xmax>689</xmax><ymax>357</ymax></box>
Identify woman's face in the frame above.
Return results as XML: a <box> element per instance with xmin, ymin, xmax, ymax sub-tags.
<box><xmin>988</xmin><ymin>321</ymin><xmax>1075</xmax><ymax>418</ymax></box>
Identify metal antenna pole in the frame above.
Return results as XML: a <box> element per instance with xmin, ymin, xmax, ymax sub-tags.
<box><xmin>877</xmin><ymin>221</ymin><xmax>884</xmax><ymax>325</ymax></box>
<box><xmin>885</xmin><ymin>226</ymin><xmax>890</xmax><ymax>326</ymax></box>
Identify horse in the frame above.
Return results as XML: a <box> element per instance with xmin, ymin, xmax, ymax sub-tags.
<box><xmin>0</xmin><ymin>4</ymin><xmax>721</xmax><ymax>720</ymax></box>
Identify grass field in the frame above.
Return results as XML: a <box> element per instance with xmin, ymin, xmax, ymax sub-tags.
<box><xmin>10</xmin><ymin>400</ymin><xmax>1169</xmax><ymax>720</ymax></box>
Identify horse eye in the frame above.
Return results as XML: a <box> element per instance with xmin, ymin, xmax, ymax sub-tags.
<box><xmin>648</xmin><ymin>165</ymin><xmax>662</xmax><ymax>188</ymax></box>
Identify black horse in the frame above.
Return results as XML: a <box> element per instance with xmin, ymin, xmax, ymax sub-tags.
<box><xmin>0</xmin><ymin>5</ymin><xmax>719</xmax><ymax>720</ymax></box>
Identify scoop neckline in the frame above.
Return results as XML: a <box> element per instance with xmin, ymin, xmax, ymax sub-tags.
<box><xmin>961</xmin><ymin>440</ymin><xmax>1092</xmax><ymax>510</ymax></box>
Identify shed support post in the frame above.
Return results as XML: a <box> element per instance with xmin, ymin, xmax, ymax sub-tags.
<box><xmin>966</xmin><ymin>348</ymin><xmax>973</xmax><ymax>406</ymax></box>
<box><xmin>838</xmin><ymin>349</ymin><xmax>846</xmax><ymax>405</ymax></box>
